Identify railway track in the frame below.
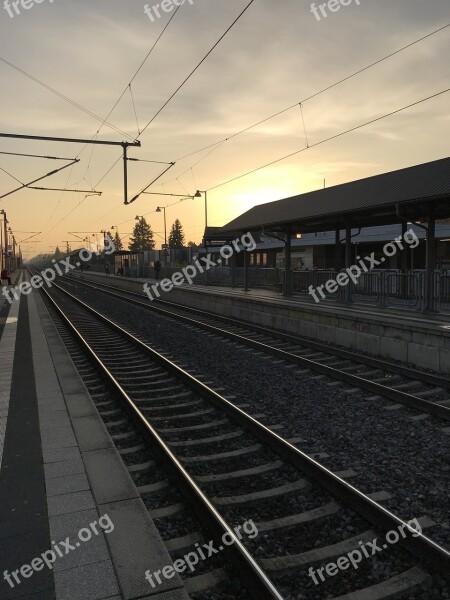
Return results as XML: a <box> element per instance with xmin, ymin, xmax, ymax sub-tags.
<box><xmin>65</xmin><ymin>274</ymin><xmax>450</xmax><ymax>423</ymax></box>
<box><xmin>36</xmin><ymin>274</ymin><xmax>450</xmax><ymax>599</ymax></box>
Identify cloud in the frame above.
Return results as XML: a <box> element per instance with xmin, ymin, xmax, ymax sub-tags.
<box><xmin>0</xmin><ymin>0</ymin><xmax>448</xmax><ymax>256</ymax></box>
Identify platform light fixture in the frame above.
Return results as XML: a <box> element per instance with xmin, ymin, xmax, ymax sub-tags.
<box><xmin>156</xmin><ymin>206</ymin><xmax>167</xmax><ymax>250</ymax></box>
<box><xmin>194</xmin><ymin>190</ymin><xmax>208</xmax><ymax>234</ymax></box>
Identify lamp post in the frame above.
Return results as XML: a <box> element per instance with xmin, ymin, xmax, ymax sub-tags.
<box><xmin>8</xmin><ymin>228</ymin><xmax>16</xmax><ymax>271</ymax></box>
<box><xmin>141</xmin><ymin>192</ymin><xmax>194</xmax><ymax>250</ymax></box>
<box><xmin>156</xmin><ymin>206</ymin><xmax>167</xmax><ymax>249</ymax></box>
<box><xmin>100</xmin><ymin>229</ymin><xmax>109</xmax><ymax>272</ymax></box>
<box><xmin>0</xmin><ymin>210</ymin><xmax>8</xmax><ymax>274</ymax></box>
<box><xmin>195</xmin><ymin>190</ymin><xmax>208</xmax><ymax>236</ymax></box>
<box><xmin>195</xmin><ymin>190</ymin><xmax>208</xmax><ymax>284</ymax></box>
<box><xmin>156</xmin><ymin>206</ymin><xmax>169</xmax><ymax>265</ymax></box>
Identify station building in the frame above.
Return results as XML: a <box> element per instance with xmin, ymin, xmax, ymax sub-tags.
<box><xmin>204</xmin><ymin>157</ymin><xmax>450</xmax><ymax>312</ymax></box>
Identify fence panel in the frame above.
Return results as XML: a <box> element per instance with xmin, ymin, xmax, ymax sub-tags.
<box><xmin>435</xmin><ymin>273</ymin><xmax>450</xmax><ymax>313</ymax></box>
<box><xmin>351</xmin><ymin>272</ymin><xmax>382</xmax><ymax>305</ymax></box>
<box><xmin>383</xmin><ymin>272</ymin><xmax>424</xmax><ymax>310</ymax></box>
<box><xmin>135</xmin><ymin>263</ymin><xmax>449</xmax><ymax>313</ymax></box>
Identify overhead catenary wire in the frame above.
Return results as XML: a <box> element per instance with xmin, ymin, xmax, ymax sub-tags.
<box><xmin>39</xmin><ymin>5</ymin><xmax>184</xmax><ymax>238</ymax></box>
<box><xmin>151</xmin><ymin>22</ymin><xmax>450</xmax><ymax>194</ymax></box>
<box><xmin>138</xmin><ymin>0</ymin><xmax>257</xmax><ymax>137</ymax></box>
<box><xmin>43</xmin><ymin>160</ymin><xmax>77</xmax><ymax>234</ymax></box>
<box><xmin>79</xmin><ymin>132</ymin><xmax>99</xmax><ymax>186</ymax></box>
<box><xmin>43</xmin><ymin>154</ymin><xmax>123</xmax><ymax>238</ymax></box>
<box><xmin>122</xmin><ymin>0</ymin><xmax>257</xmax><ymax>207</ymax></box>
<box><xmin>206</xmin><ymin>88</ymin><xmax>450</xmax><ymax>192</ymax></box>
<box><xmin>34</xmin><ymin>17</ymin><xmax>450</xmax><ymax>246</ymax></box>
<box><xmin>167</xmin><ymin>139</ymin><xmax>228</xmax><ymax>187</ymax></box>
<box><xmin>0</xmin><ymin>56</ymin><xmax>134</xmax><ymax>140</ymax></box>
<box><xmin>116</xmin><ymin>195</ymin><xmax>194</xmax><ymax>229</ymax></box>
<box><xmin>129</xmin><ymin>84</ymin><xmax>141</xmax><ymax>137</ymax></box>
<box><xmin>127</xmin><ymin>158</ymin><xmax>174</xmax><ymax>165</ymax></box>
<box><xmin>0</xmin><ymin>165</ymin><xmax>24</xmax><ymax>185</ymax></box>
<box><xmin>0</xmin><ymin>151</ymin><xmax>78</xmax><ymax>160</ymax></box>
<box><xmin>89</xmin><ymin>3</ymin><xmax>183</xmax><ymax>144</ymax></box>
<box><xmin>28</xmin><ymin>186</ymin><xmax>102</xmax><ymax>194</ymax></box>
<box><xmin>128</xmin><ymin>163</ymin><xmax>176</xmax><ymax>204</ymax></box>
<box><xmin>17</xmin><ymin>232</ymin><xmax>41</xmax><ymax>244</ymax></box>
<box><xmin>173</xmin><ymin>23</ymin><xmax>450</xmax><ymax>164</ymax></box>
<box><xmin>299</xmin><ymin>103</ymin><xmax>309</xmax><ymax>148</ymax></box>
<box><xmin>0</xmin><ymin>158</ymin><xmax>80</xmax><ymax>201</ymax></box>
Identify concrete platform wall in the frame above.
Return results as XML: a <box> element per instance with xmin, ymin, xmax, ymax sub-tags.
<box><xmin>71</xmin><ymin>272</ymin><xmax>450</xmax><ymax>375</ymax></box>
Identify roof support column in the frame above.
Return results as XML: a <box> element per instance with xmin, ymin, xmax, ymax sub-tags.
<box><xmin>283</xmin><ymin>232</ymin><xmax>292</xmax><ymax>297</ymax></box>
<box><xmin>335</xmin><ymin>229</ymin><xmax>341</xmax><ymax>272</ymax></box>
<box><xmin>345</xmin><ymin>224</ymin><xmax>352</xmax><ymax>304</ymax></box>
<box><xmin>231</xmin><ymin>251</ymin><xmax>236</xmax><ymax>288</ymax></box>
<box><xmin>400</xmin><ymin>222</ymin><xmax>408</xmax><ymax>271</ymax></box>
<box><xmin>204</xmin><ymin>241</ymin><xmax>209</xmax><ymax>286</ymax></box>
<box><xmin>425</xmin><ymin>215</ymin><xmax>436</xmax><ymax>312</ymax></box>
<box><xmin>400</xmin><ymin>222</ymin><xmax>408</xmax><ymax>298</ymax></box>
<box><xmin>243</xmin><ymin>248</ymin><xmax>249</xmax><ymax>291</ymax></box>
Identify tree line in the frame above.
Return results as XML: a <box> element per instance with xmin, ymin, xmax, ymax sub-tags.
<box><xmin>128</xmin><ymin>217</ymin><xmax>192</xmax><ymax>252</ymax></box>
<box><xmin>45</xmin><ymin>218</ymin><xmax>196</xmax><ymax>260</ymax></box>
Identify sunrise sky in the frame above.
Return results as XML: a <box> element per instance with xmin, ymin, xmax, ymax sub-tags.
<box><xmin>0</xmin><ymin>0</ymin><xmax>449</xmax><ymax>258</ymax></box>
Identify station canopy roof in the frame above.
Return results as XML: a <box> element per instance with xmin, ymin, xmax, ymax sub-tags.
<box><xmin>219</xmin><ymin>157</ymin><xmax>450</xmax><ymax>236</ymax></box>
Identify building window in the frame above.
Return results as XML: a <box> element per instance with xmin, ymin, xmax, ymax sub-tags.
<box><xmin>256</xmin><ymin>254</ymin><xmax>261</xmax><ymax>265</ymax></box>
<box><xmin>262</xmin><ymin>253</ymin><xmax>268</xmax><ymax>266</ymax></box>
<box><xmin>249</xmin><ymin>254</ymin><xmax>254</xmax><ymax>266</ymax></box>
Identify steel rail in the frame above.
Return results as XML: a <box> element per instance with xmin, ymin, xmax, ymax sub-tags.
<box><xmin>66</xmin><ymin>274</ymin><xmax>450</xmax><ymax>389</ymax></box>
<box><xmin>41</xmin><ymin>277</ymin><xmax>450</xmax><ymax>581</ymax></box>
<box><xmin>37</xmin><ymin>280</ymin><xmax>283</xmax><ymax>600</ymax></box>
<box><xmin>65</xmin><ymin>275</ymin><xmax>450</xmax><ymax>421</ymax></box>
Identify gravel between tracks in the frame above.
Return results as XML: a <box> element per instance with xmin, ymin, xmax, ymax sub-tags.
<box><xmin>65</xmin><ymin>285</ymin><xmax>450</xmax><ymax>553</ymax></box>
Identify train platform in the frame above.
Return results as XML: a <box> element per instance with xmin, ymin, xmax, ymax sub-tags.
<box><xmin>71</xmin><ymin>270</ymin><xmax>450</xmax><ymax>375</ymax></box>
<box><xmin>0</xmin><ymin>272</ymin><xmax>189</xmax><ymax>600</ymax></box>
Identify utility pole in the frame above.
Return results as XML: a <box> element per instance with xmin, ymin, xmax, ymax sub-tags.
<box><xmin>0</xmin><ymin>210</ymin><xmax>8</xmax><ymax>274</ymax></box>
<box><xmin>123</xmin><ymin>144</ymin><xmax>128</xmax><ymax>207</ymax></box>
<box><xmin>5</xmin><ymin>223</ymin><xmax>9</xmax><ymax>274</ymax></box>
<box><xmin>0</xmin><ymin>216</ymin><xmax>3</xmax><ymax>273</ymax></box>
<box><xmin>11</xmin><ymin>233</ymin><xmax>16</xmax><ymax>270</ymax></box>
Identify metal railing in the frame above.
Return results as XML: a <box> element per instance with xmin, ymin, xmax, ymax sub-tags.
<box><xmin>198</xmin><ymin>267</ymin><xmax>448</xmax><ymax>313</ymax></box>
<box><xmin>83</xmin><ymin>261</ymin><xmax>450</xmax><ymax>314</ymax></box>
<box><xmin>435</xmin><ymin>273</ymin><xmax>450</xmax><ymax>312</ymax></box>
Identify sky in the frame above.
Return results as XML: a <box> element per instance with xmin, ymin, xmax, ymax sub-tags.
<box><xmin>0</xmin><ymin>0</ymin><xmax>449</xmax><ymax>258</ymax></box>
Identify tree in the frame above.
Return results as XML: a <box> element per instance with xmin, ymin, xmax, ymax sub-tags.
<box><xmin>187</xmin><ymin>241</ymin><xmax>198</xmax><ymax>248</ymax></box>
<box><xmin>53</xmin><ymin>246</ymin><xmax>64</xmax><ymax>260</ymax></box>
<box><xmin>129</xmin><ymin>217</ymin><xmax>155</xmax><ymax>252</ymax></box>
<box><xmin>65</xmin><ymin>242</ymin><xmax>71</xmax><ymax>255</ymax></box>
<box><xmin>113</xmin><ymin>230</ymin><xmax>123</xmax><ymax>251</ymax></box>
<box><xmin>168</xmin><ymin>219</ymin><xmax>185</xmax><ymax>249</ymax></box>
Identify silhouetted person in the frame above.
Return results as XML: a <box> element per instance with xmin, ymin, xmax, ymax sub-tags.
<box><xmin>154</xmin><ymin>260</ymin><xmax>161</xmax><ymax>279</ymax></box>
<box><xmin>1</xmin><ymin>269</ymin><xmax>11</xmax><ymax>285</ymax></box>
